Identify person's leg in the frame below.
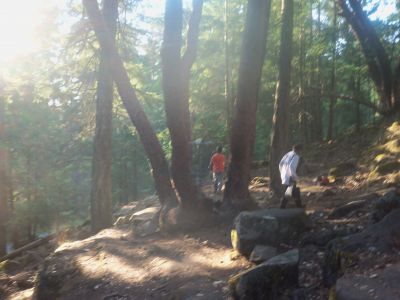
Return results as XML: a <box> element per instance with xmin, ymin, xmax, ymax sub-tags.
<box><xmin>216</xmin><ymin>172</ymin><xmax>223</xmax><ymax>192</ymax></box>
<box><xmin>280</xmin><ymin>185</ymin><xmax>289</xmax><ymax>209</ymax></box>
<box><xmin>293</xmin><ymin>186</ymin><xmax>302</xmax><ymax>208</ymax></box>
<box><xmin>213</xmin><ymin>172</ymin><xmax>218</xmax><ymax>193</ymax></box>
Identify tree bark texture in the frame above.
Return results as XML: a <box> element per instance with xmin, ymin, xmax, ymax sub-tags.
<box><xmin>337</xmin><ymin>0</ymin><xmax>400</xmax><ymax>114</ymax></box>
<box><xmin>90</xmin><ymin>0</ymin><xmax>118</xmax><ymax>234</ymax></box>
<box><xmin>161</xmin><ymin>0</ymin><xmax>205</xmax><ymax>210</ymax></box>
<box><xmin>269</xmin><ymin>0</ymin><xmax>294</xmax><ymax>196</ymax></box>
<box><xmin>83</xmin><ymin>0</ymin><xmax>178</xmax><ymax>210</ymax></box>
<box><xmin>223</xmin><ymin>0</ymin><xmax>271</xmax><ymax>210</ymax></box>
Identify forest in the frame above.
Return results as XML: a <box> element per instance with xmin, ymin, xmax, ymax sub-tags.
<box><xmin>0</xmin><ymin>0</ymin><xmax>399</xmax><ymax>299</ymax></box>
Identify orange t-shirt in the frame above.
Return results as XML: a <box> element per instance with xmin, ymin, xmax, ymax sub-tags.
<box><xmin>211</xmin><ymin>153</ymin><xmax>225</xmax><ymax>172</ymax></box>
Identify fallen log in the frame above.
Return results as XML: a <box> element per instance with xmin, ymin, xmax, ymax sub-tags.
<box><xmin>0</xmin><ymin>234</ymin><xmax>54</xmax><ymax>263</ymax></box>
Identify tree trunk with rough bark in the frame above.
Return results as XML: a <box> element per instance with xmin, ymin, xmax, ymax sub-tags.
<box><xmin>223</xmin><ymin>0</ymin><xmax>271</xmax><ymax>210</ymax></box>
<box><xmin>82</xmin><ymin>0</ymin><xmax>178</xmax><ymax>217</ymax></box>
<box><xmin>161</xmin><ymin>0</ymin><xmax>208</xmax><ymax>210</ymax></box>
<box><xmin>269</xmin><ymin>0</ymin><xmax>294</xmax><ymax>196</ymax></box>
<box><xmin>90</xmin><ymin>0</ymin><xmax>118</xmax><ymax>234</ymax></box>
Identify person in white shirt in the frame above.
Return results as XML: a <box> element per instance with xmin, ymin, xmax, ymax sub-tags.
<box><xmin>279</xmin><ymin>144</ymin><xmax>303</xmax><ymax>208</ymax></box>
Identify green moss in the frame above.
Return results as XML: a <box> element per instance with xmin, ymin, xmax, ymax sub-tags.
<box><xmin>231</xmin><ymin>229</ymin><xmax>238</xmax><ymax>250</ymax></box>
<box><xmin>387</xmin><ymin>121</ymin><xmax>400</xmax><ymax>137</ymax></box>
<box><xmin>383</xmin><ymin>139</ymin><xmax>400</xmax><ymax>154</ymax></box>
<box><xmin>0</xmin><ymin>260</ymin><xmax>6</xmax><ymax>272</ymax></box>
<box><xmin>374</xmin><ymin>153</ymin><xmax>388</xmax><ymax>163</ymax></box>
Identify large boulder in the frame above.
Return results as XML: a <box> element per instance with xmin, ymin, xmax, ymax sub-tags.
<box><xmin>231</xmin><ymin>209</ymin><xmax>309</xmax><ymax>257</ymax></box>
<box><xmin>328</xmin><ymin>200</ymin><xmax>367</xmax><ymax>219</ymax></box>
<box><xmin>323</xmin><ymin>208</ymin><xmax>400</xmax><ymax>287</ymax></box>
<box><xmin>229</xmin><ymin>249</ymin><xmax>299</xmax><ymax>300</ymax></box>
<box><xmin>371</xmin><ymin>189</ymin><xmax>400</xmax><ymax>222</ymax></box>
<box><xmin>249</xmin><ymin>245</ymin><xmax>277</xmax><ymax>264</ymax></box>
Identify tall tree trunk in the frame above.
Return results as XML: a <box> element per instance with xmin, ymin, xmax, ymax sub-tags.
<box><xmin>0</xmin><ymin>81</ymin><xmax>9</xmax><ymax>256</ymax></box>
<box><xmin>327</xmin><ymin>1</ymin><xmax>337</xmax><ymax>140</ymax></box>
<box><xmin>269</xmin><ymin>0</ymin><xmax>294</xmax><ymax>196</ymax></box>
<box><xmin>90</xmin><ymin>0</ymin><xmax>117</xmax><ymax>234</ymax></box>
<box><xmin>314</xmin><ymin>0</ymin><xmax>323</xmax><ymax>141</ymax></box>
<box><xmin>298</xmin><ymin>0</ymin><xmax>306</xmax><ymax>143</ymax></box>
<box><xmin>224</xmin><ymin>0</ymin><xmax>233</xmax><ymax>136</ymax></box>
<box><xmin>337</xmin><ymin>0</ymin><xmax>400</xmax><ymax>114</ymax></box>
<box><xmin>161</xmin><ymin>0</ymin><xmax>206</xmax><ymax>210</ymax></box>
<box><xmin>223</xmin><ymin>0</ymin><xmax>271</xmax><ymax>210</ymax></box>
<box><xmin>82</xmin><ymin>0</ymin><xmax>178</xmax><ymax>214</ymax></box>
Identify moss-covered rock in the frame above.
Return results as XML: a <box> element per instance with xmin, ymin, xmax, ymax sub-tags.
<box><xmin>387</xmin><ymin>121</ymin><xmax>400</xmax><ymax>137</ymax></box>
<box><xmin>229</xmin><ymin>249</ymin><xmax>299</xmax><ymax>300</ymax></box>
<box><xmin>383</xmin><ymin>139</ymin><xmax>400</xmax><ymax>154</ymax></box>
<box><xmin>231</xmin><ymin>209</ymin><xmax>309</xmax><ymax>257</ymax></box>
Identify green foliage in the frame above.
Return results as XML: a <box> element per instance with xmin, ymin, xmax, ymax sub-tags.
<box><xmin>2</xmin><ymin>0</ymin><xmax>398</xmax><ymax>246</ymax></box>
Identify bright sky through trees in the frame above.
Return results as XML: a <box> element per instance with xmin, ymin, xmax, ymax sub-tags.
<box><xmin>0</xmin><ymin>0</ymin><xmax>396</xmax><ymax>67</ymax></box>
<box><xmin>0</xmin><ymin>1</ymin><xmax>52</xmax><ymax>65</ymax></box>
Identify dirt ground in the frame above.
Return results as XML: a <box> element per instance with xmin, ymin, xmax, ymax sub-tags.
<box><xmin>2</xmin><ymin>175</ymin><xmax>392</xmax><ymax>300</ymax></box>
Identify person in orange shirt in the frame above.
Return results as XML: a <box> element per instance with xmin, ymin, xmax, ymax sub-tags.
<box><xmin>209</xmin><ymin>146</ymin><xmax>225</xmax><ymax>193</ymax></box>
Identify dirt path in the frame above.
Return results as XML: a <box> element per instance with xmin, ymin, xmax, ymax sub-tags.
<box><xmin>35</xmin><ymin>221</ymin><xmax>250</xmax><ymax>300</ymax></box>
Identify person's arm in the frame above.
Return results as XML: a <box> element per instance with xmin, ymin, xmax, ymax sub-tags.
<box><xmin>289</xmin><ymin>155</ymin><xmax>300</xmax><ymax>181</ymax></box>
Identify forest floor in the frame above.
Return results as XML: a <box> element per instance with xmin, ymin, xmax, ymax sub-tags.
<box><xmin>1</xmin><ymin>123</ymin><xmax>400</xmax><ymax>300</ymax></box>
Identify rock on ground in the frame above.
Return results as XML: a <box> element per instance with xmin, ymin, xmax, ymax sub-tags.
<box><xmin>229</xmin><ymin>249</ymin><xmax>299</xmax><ymax>300</ymax></box>
<box><xmin>336</xmin><ymin>264</ymin><xmax>400</xmax><ymax>300</ymax></box>
<box><xmin>328</xmin><ymin>200</ymin><xmax>367</xmax><ymax>219</ymax></box>
<box><xmin>231</xmin><ymin>209</ymin><xmax>309</xmax><ymax>257</ymax></box>
<box><xmin>249</xmin><ymin>245</ymin><xmax>277</xmax><ymax>264</ymax></box>
<box><xmin>324</xmin><ymin>208</ymin><xmax>400</xmax><ymax>287</ymax></box>
<box><xmin>371</xmin><ymin>189</ymin><xmax>400</xmax><ymax>222</ymax></box>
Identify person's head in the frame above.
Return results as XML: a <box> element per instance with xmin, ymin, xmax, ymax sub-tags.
<box><xmin>216</xmin><ymin>146</ymin><xmax>223</xmax><ymax>153</ymax></box>
<box><xmin>293</xmin><ymin>143</ymin><xmax>303</xmax><ymax>154</ymax></box>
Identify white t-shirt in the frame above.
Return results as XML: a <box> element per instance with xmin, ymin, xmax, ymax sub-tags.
<box><xmin>279</xmin><ymin>150</ymin><xmax>300</xmax><ymax>185</ymax></box>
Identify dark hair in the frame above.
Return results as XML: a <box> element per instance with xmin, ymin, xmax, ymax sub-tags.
<box><xmin>293</xmin><ymin>144</ymin><xmax>303</xmax><ymax>152</ymax></box>
<box><xmin>217</xmin><ymin>146</ymin><xmax>223</xmax><ymax>153</ymax></box>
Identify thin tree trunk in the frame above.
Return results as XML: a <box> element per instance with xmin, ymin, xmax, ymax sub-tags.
<box><xmin>269</xmin><ymin>0</ymin><xmax>294</xmax><ymax>196</ymax></box>
<box><xmin>223</xmin><ymin>0</ymin><xmax>271</xmax><ymax>210</ymax></box>
<box><xmin>298</xmin><ymin>0</ymin><xmax>306</xmax><ymax>143</ymax></box>
<box><xmin>82</xmin><ymin>0</ymin><xmax>178</xmax><ymax>212</ymax></box>
<box><xmin>355</xmin><ymin>76</ymin><xmax>362</xmax><ymax>132</ymax></box>
<box><xmin>161</xmin><ymin>0</ymin><xmax>206</xmax><ymax>210</ymax></box>
<box><xmin>224</xmin><ymin>0</ymin><xmax>233</xmax><ymax>137</ymax></box>
<box><xmin>0</xmin><ymin>82</ymin><xmax>9</xmax><ymax>256</ymax></box>
<box><xmin>90</xmin><ymin>0</ymin><xmax>117</xmax><ymax>234</ymax></box>
<box><xmin>131</xmin><ymin>140</ymin><xmax>138</xmax><ymax>202</ymax></box>
<box><xmin>327</xmin><ymin>1</ymin><xmax>337</xmax><ymax>140</ymax></box>
<box><xmin>315</xmin><ymin>0</ymin><xmax>323</xmax><ymax>141</ymax></box>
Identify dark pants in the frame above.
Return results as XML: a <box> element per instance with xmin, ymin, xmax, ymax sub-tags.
<box><xmin>280</xmin><ymin>183</ymin><xmax>302</xmax><ymax>209</ymax></box>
